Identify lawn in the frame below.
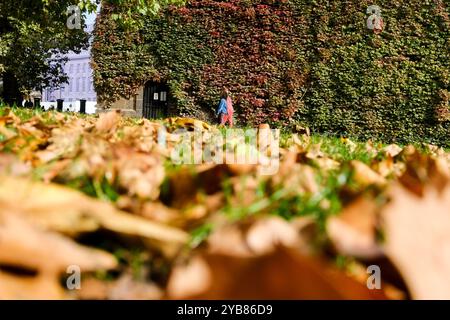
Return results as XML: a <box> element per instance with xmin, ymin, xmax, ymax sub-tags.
<box><xmin>0</xmin><ymin>105</ymin><xmax>449</xmax><ymax>299</ymax></box>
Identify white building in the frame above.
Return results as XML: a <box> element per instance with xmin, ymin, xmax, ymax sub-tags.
<box><xmin>43</xmin><ymin>51</ymin><xmax>96</xmax><ymax>101</ymax></box>
<box><xmin>42</xmin><ymin>22</ymin><xmax>97</xmax><ymax>112</ymax></box>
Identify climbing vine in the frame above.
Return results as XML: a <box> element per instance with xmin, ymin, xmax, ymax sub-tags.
<box><xmin>93</xmin><ymin>0</ymin><xmax>450</xmax><ymax>146</ymax></box>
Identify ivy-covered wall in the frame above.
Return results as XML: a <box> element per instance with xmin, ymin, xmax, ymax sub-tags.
<box><xmin>92</xmin><ymin>0</ymin><xmax>450</xmax><ymax>146</ymax></box>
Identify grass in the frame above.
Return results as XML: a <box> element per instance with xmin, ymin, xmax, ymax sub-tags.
<box><xmin>1</xmin><ymin>105</ymin><xmax>427</xmax><ymax>248</ymax></box>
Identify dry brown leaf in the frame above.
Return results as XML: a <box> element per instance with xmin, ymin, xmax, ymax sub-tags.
<box><xmin>226</xmin><ymin>163</ymin><xmax>256</xmax><ymax>175</ymax></box>
<box><xmin>343</xmin><ymin>261</ymin><xmax>406</xmax><ymax>300</ymax></box>
<box><xmin>272</xmin><ymin>151</ymin><xmax>319</xmax><ymax>193</ymax></box>
<box><xmin>34</xmin><ymin>125</ymin><xmax>83</xmax><ymax>164</ymax></box>
<box><xmin>141</xmin><ymin>202</ymin><xmax>181</xmax><ymax>224</ymax></box>
<box><xmin>207</xmin><ymin>223</ymin><xmax>251</xmax><ymax>257</ymax></box>
<box><xmin>95</xmin><ymin>110</ymin><xmax>121</xmax><ymax>133</ymax></box>
<box><xmin>380</xmin><ymin>183</ymin><xmax>450</xmax><ymax>299</ymax></box>
<box><xmin>0</xmin><ymin>207</ymin><xmax>117</xmax><ymax>300</ymax></box>
<box><xmin>165</xmin><ymin>117</ymin><xmax>212</xmax><ymax>132</ymax></box>
<box><xmin>351</xmin><ymin>160</ymin><xmax>387</xmax><ymax>187</ymax></box>
<box><xmin>306</xmin><ymin>143</ymin><xmax>326</xmax><ymax>159</ymax></box>
<box><xmin>0</xmin><ymin>272</ymin><xmax>65</xmax><ymax>300</ymax></box>
<box><xmin>0</xmin><ymin>126</ymin><xmax>17</xmax><ymax>140</ymax></box>
<box><xmin>0</xmin><ymin>176</ymin><xmax>189</xmax><ymax>245</ymax></box>
<box><xmin>373</xmin><ymin>156</ymin><xmax>406</xmax><ymax>179</ymax></box>
<box><xmin>228</xmin><ymin>175</ymin><xmax>259</xmax><ymax>208</ymax></box>
<box><xmin>168</xmin><ymin>247</ymin><xmax>388</xmax><ymax>299</ymax></box>
<box><xmin>208</xmin><ymin>217</ymin><xmax>302</xmax><ymax>257</ymax></box>
<box><xmin>41</xmin><ymin>159</ymin><xmax>72</xmax><ymax>183</ymax></box>
<box><xmin>0</xmin><ymin>210</ymin><xmax>117</xmax><ymax>273</ymax></box>
<box><xmin>167</xmin><ymin>255</ymin><xmax>212</xmax><ymax>299</ymax></box>
<box><xmin>246</xmin><ymin>217</ymin><xmax>300</xmax><ymax>255</ymax></box>
<box><xmin>77</xmin><ymin>275</ymin><xmax>163</xmax><ymax>300</ymax></box>
<box><xmin>0</xmin><ymin>154</ymin><xmax>31</xmax><ymax>177</ymax></box>
<box><xmin>289</xmin><ymin>133</ymin><xmax>311</xmax><ymax>153</ymax></box>
<box><xmin>107</xmin><ymin>274</ymin><xmax>163</xmax><ymax>300</ymax></box>
<box><xmin>327</xmin><ymin>195</ymin><xmax>383</xmax><ymax>258</ymax></box>
<box><xmin>374</xmin><ymin>156</ymin><xmax>394</xmax><ymax>178</ymax></box>
<box><xmin>383</xmin><ymin>144</ymin><xmax>403</xmax><ymax>158</ymax></box>
<box><xmin>313</xmin><ymin>157</ymin><xmax>340</xmax><ymax>171</ymax></box>
<box><xmin>398</xmin><ymin>150</ymin><xmax>450</xmax><ymax>196</ymax></box>
<box><xmin>203</xmin><ymin>192</ymin><xmax>225</xmax><ymax>214</ymax></box>
<box><xmin>365</xmin><ymin>140</ymin><xmax>379</xmax><ymax>157</ymax></box>
<box><xmin>114</xmin><ymin>147</ymin><xmax>165</xmax><ymax>199</ymax></box>
<box><xmin>76</xmin><ymin>278</ymin><xmax>109</xmax><ymax>300</ymax></box>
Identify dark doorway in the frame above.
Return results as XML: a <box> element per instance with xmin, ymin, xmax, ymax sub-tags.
<box><xmin>143</xmin><ymin>81</ymin><xmax>169</xmax><ymax>119</ymax></box>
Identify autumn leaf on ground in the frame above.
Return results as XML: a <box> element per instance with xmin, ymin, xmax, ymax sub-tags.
<box><xmin>350</xmin><ymin>160</ymin><xmax>387</xmax><ymax>187</ymax></box>
<box><xmin>1</xmin><ymin>107</ymin><xmax>450</xmax><ymax>300</ymax></box>
<box><xmin>380</xmin><ymin>182</ymin><xmax>450</xmax><ymax>299</ymax></box>
<box><xmin>167</xmin><ymin>247</ymin><xmax>388</xmax><ymax>300</ymax></box>
<box><xmin>0</xmin><ymin>175</ymin><xmax>189</xmax><ymax>245</ymax></box>
<box><xmin>0</xmin><ymin>210</ymin><xmax>117</xmax><ymax>299</ymax></box>
<box><xmin>327</xmin><ymin>195</ymin><xmax>383</xmax><ymax>259</ymax></box>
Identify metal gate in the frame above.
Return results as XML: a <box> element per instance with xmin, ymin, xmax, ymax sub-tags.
<box><xmin>143</xmin><ymin>82</ymin><xmax>169</xmax><ymax>119</ymax></box>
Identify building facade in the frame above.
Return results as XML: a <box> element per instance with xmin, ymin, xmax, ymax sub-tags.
<box><xmin>100</xmin><ymin>81</ymin><xmax>172</xmax><ymax>118</ymax></box>
<box><xmin>42</xmin><ymin>24</ymin><xmax>96</xmax><ymax>104</ymax></box>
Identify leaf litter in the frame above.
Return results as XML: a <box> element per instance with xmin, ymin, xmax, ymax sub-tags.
<box><xmin>0</xmin><ymin>107</ymin><xmax>449</xmax><ymax>299</ymax></box>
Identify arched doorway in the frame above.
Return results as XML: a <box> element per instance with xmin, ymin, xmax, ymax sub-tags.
<box><xmin>143</xmin><ymin>81</ymin><xmax>169</xmax><ymax>119</ymax></box>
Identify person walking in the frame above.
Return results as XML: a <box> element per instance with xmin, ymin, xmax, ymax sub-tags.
<box><xmin>216</xmin><ymin>88</ymin><xmax>234</xmax><ymax>127</ymax></box>
<box><xmin>226</xmin><ymin>90</ymin><xmax>234</xmax><ymax>128</ymax></box>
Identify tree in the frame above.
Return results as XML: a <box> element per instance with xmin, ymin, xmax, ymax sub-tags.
<box><xmin>0</xmin><ymin>0</ymin><xmax>183</xmax><ymax>105</ymax></box>
<box><xmin>0</xmin><ymin>1</ymin><xmax>96</xmax><ymax>104</ymax></box>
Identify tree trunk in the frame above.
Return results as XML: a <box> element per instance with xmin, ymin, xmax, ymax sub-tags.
<box><xmin>2</xmin><ymin>71</ymin><xmax>22</xmax><ymax>106</ymax></box>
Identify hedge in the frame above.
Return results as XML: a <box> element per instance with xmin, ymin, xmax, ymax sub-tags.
<box><xmin>92</xmin><ymin>0</ymin><xmax>450</xmax><ymax>146</ymax></box>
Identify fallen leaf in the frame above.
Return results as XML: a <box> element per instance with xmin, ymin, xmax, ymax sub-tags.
<box><xmin>165</xmin><ymin>117</ymin><xmax>211</xmax><ymax>132</ymax></box>
<box><xmin>168</xmin><ymin>247</ymin><xmax>388</xmax><ymax>299</ymax></box>
<box><xmin>167</xmin><ymin>256</ymin><xmax>212</xmax><ymax>299</ymax></box>
<box><xmin>0</xmin><ymin>272</ymin><xmax>64</xmax><ymax>300</ymax></box>
<box><xmin>398</xmin><ymin>150</ymin><xmax>450</xmax><ymax>196</ymax></box>
<box><xmin>208</xmin><ymin>217</ymin><xmax>307</xmax><ymax>257</ymax></box>
<box><xmin>351</xmin><ymin>160</ymin><xmax>387</xmax><ymax>187</ymax></box>
<box><xmin>0</xmin><ymin>210</ymin><xmax>117</xmax><ymax>273</ymax></box>
<box><xmin>107</xmin><ymin>274</ymin><xmax>163</xmax><ymax>300</ymax></box>
<box><xmin>0</xmin><ymin>176</ymin><xmax>189</xmax><ymax>245</ymax></box>
<box><xmin>380</xmin><ymin>182</ymin><xmax>450</xmax><ymax>299</ymax></box>
<box><xmin>246</xmin><ymin>217</ymin><xmax>300</xmax><ymax>255</ymax></box>
<box><xmin>327</xmin><ymin>195</ymin><xmax>383</xmax><ymax>259</ymax></box>
<box><xmin>95</xmin><ymin>110</ymin><xmax>121</xmax><ymax>133</ymax></box>
<box><xmin>383</xmin><ymin>144</ymin><xmax>403</xmax><ymax>158</ymax></box>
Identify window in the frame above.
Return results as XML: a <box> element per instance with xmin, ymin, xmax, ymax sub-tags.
<box><xmin>160</xmin><ymin>91</ymin><xmax>167</xmax><ymax>102</ymax></box>
<box><xmin>76</xmin><ymin>78</ymin><xmax>80</xmax><ymax>92</ymax></box>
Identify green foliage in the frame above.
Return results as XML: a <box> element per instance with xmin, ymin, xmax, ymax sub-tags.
<box><xmin>304</xmin><ymin>0</ymin><xmax>450</xmax><ymax>147</ymax></box>
<box><xmin>189</xmin><ymin>223</ymin><xmax>213</xmax><ymax>248</ymax></box>
<box><xmin>0</xmin><ymin>0</ymin><xmax>178</xmax><ymax>98</ymax></box>
<box><xmin>93</xmin><ymin>0</ymin><xmax>450</xmax><ymax>145</ymax></box>
<box><xmin>0</xmin><ymin>1</ymin><xmax>98</xmax><ymax>94</ymax></box>
<box><xmin>106</xmin><ymin>0</ymin><xmax>185</xmax><ymax>29</ymax></box>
